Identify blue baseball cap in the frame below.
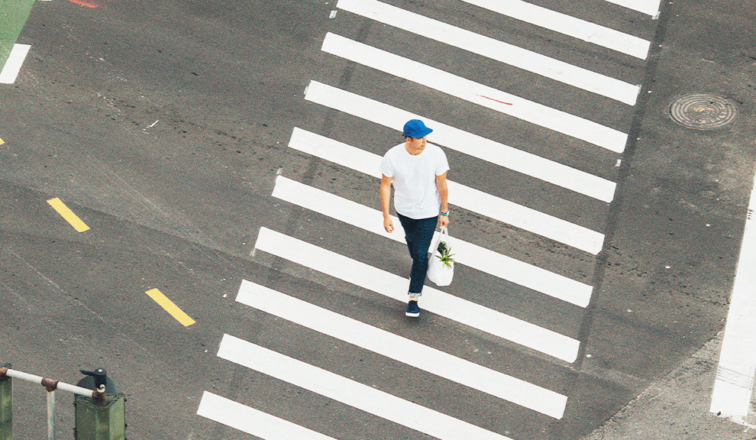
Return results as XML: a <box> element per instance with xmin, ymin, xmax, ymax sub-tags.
<box><xmin>403</xmin><ymin>119</ymin><xmax>433</xmax><ymax>138</ymax></box>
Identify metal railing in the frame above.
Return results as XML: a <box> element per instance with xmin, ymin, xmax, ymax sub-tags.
<box><xmin>0</xmin><ymin>364</ymin><xmax>126</xmax><ymax>440</ymax></box>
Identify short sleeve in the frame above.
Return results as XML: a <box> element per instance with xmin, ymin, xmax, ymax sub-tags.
<box><xmin>380</xmin><ymin>153</ymin><xmax>394</xmax><ymax>177</ymax></box>
<box><xmin>435</xmin><ymin>148</ymin><xmax>450</xmax><ymax>176</ymax></box>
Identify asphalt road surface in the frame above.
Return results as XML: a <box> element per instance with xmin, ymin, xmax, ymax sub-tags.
<box><xmin>1</xmin><ymin>0</ymin><xmax>755</xmax><ymax>439</ymax></box>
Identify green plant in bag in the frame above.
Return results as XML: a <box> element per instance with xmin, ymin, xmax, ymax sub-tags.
<box><xmin>436</xmin><ymin>240</ymin><xmax>455</xmax><ymax>268</ymax></box>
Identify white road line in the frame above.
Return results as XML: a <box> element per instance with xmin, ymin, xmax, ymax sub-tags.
<box><xmin>458</xmin><ymin>0</ymin><xmax>651</xmax><ymax>59</ymax></box>
<box><xmin>710</xmin><ymin>185</ymin><xmax>756</xmax><ymax>419</ymax></box>
<box><xmin>0</xmin><ymin>44</ymin><xmax>31</xmax><ymax>84</ymax></box>
<box><xmin>218</xmin><ymin>334</ymin><xmax>515</xmax><ymax>440</ymax></box>
<box><xmin>321</xmin><ymin>33</ymin><xmax>628</xmax><ymax>153</ymax></box>
<box><xmin>254</xmin><ymin>227</ymin><xmax>580</xmax><ymax>363</ymax></box>
<box><xmin>273</xmin><ymin>175</ymin><xmax>593</xmax><ymax>307</ymax></box>
<box><xmin>290</xmin><ymin>128</ymin><xmax>604</xmax><ymax>255</ymax></box>
<box><xmin>197</xmin><ymin>391</ymin><xmax>337</xmax><ymax>440</ymax></box>
<box><xmin>604</xmin><ymin>0</ymin><xmax>662</xmax><ymax>17</ymax></box>
<box><xmin>338</xmin><ymin>0</ymin><xmax>642</xmax><ymax>101</ymax></box>
<box><xmin>305</xmin><ymin>81</ymin><xmax>616</xmax><ymax>203</ymax></box>
<box><xmin>448</xmin><ymin>180</ymin><xmax>604</xmax><ymax>254</ymax></box>
<box><xmin>237</xmin><ymin>280</ymin><xmax>568</xmax><ymax>418</ymax></box>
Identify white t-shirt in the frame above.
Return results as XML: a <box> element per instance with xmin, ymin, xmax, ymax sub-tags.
<box><xmin>380</xmin><ymin>142</ymin><xmax>450</xmax><ymax>219</ymax></box>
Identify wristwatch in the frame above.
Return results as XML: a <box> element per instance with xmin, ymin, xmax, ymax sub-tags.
<box><xmin>440</xmin><ymin>210</ymin><xmax>449</xmax><ymax>216</ymax></box>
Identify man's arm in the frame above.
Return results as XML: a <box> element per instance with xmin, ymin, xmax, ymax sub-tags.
<box><xmin>436</xmin><ymin>171</ymin><xmax>449</xmax><ymax>228</ymax></box>
<box><xmin>380</xmin><ymin>174</ymin><xmax>394</xmax><ymax>232</ymax></box>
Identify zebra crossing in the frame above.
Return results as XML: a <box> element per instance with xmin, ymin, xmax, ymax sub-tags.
<box><xmin>456</xmin><ymin>0</ymin><xmax>652</xmax><ymax>58</ymax></box>
<box><xmin>199</xmin><ymin>0</ymin><xmax>660</xmax><ymax>437</ymax></box>
<box><xmin>334</xmin><ymin>0</ymin><xmax>641</xmax><ymax>104</ymax></box>
<box><xmin>254</xmin><ymin>227</ymin><xmax>580</xmax><ymax>363</ymax></box>
<box><xmin>271</xmin><ymin>174</ymin><xmax>593</xmax><ymax>307</ymax></box>
<box><xmin>302</xmin><ymin>81</ymin><xmax>618</xmax><ymax>202</ymax></box>
<box><xmin>210</xmin><ymin>334</ymin><xmax>517</xmax><ymax>440</ymax></box>
<box><xmin>321</xmin><ymin>32</ymin><xmax>629</xmax><ymax>150</ymax></box>
<box><xmin>233</xmin><ymin>280</ymin><xmax>567</xmax><ymax>417</ymax></box>
<box><xmin>287</xmin><ymin>125</ymin><xmax>604</xmax><ymax>254</ymax></box>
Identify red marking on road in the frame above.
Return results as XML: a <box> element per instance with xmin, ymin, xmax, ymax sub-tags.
<box><xmin>477</xmin><ymin>95</ymin><xmax>513</xmax><ymax>106</ymax></box>
<box><xmin>67</xmin><ymin>0</ymin><xmax>100</xmax><ymax>8</ymax></box>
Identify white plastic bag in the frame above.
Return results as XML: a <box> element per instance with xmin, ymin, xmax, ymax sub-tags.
<box><xmin>427</xmin><ymin>227</ymin><xmax>454</xmax><ymax>286</ymax></box>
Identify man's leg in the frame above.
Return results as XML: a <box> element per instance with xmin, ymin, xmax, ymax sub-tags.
<box><xmin>397</xmin><ymin>214</ymin><xmax>437</xmax><ymax>317</ymax></box>
<box><xmin>397</xmin><ymin>213</ymin><xmax>418</xmax><ymax>262</ymax></box>
<box><xmin>406</xmin><ymin>216</ymin><xmax>437</xmax><ymax>295</ymax></box>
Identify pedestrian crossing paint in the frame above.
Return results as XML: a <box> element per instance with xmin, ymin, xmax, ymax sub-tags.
<box><xmin>0</xmin><ymin>44</ymin><xmax>30</xmax><ymax>84</ymax></box>
<box><xmin>199</xmin><ymin>0</ymin><xmax>666</xmax><ymax>436</ymax></box>
<box><xmin>217</xmin><ymin>334</ymin><xmax>515</xmax><ymax>440</ymax></box>
<box><xmin>197</xmin><ymin>392</ymin><xmax>338</xmax><ymax>440</ymax></box>
<box><xmin>304</xmin><ymin>81</ymin><xmax>617</xmax><ymax>203</ymax></box>
<box><xmin>289</xmin><ymin>127</ymin><xmax>605</xmax><ymax>254</ymax></box>
<box><xmin>337</xmin><ymin>0</ymin><xmax>642</xmax><ymax>103</ymax></box>
<box><xmin>448</xmin><ymin>180</ymin><xmax>604</xmax><ymax>254</ymax></box>
<box><xmin>236</xmin><ymin>280</ymin><xmax>568</xmax><ymax>418</ymax></box>
<box><xmin>321</xmin><ymin>33</ymin><xmax>629</xmax><ymax>153</ymax></box>
<box><xmin>273</xmin><ymin>175</ymin><xmax>593</xmax><ymax>307</ymax></box>
<box><xmin>254</xmin><ymin>227</ymin><xmax>580</xmax><ymax>363</ymax></box>
<box><xmin>458</xmin><ymin>0</ymin><xmax>651</xmax><ymax>59</ymax></box>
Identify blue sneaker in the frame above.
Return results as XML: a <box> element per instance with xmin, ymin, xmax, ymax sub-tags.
<box><xmin>405</xmin><ymin>300</ymin><xmax>420</xmax><ymax>318</ymax></box>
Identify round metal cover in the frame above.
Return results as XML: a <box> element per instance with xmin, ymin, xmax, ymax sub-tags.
<box><xmin>668</xmin><ymin>94</ymin><xmax>738</xmax><ymax>130</ymax></box>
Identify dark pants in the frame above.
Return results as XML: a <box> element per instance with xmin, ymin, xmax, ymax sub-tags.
<box><xmin>397</xmin><ymin>213</ymin><xmax>437</xmax><ymax>298</ymax></box>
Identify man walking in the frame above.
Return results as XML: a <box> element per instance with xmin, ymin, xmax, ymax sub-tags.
<box><xmin>380</xmin><ymin>119</ymin><xmax>450</xmax><ymax>318</ymax></box>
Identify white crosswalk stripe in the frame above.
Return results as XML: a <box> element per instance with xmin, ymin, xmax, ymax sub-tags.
<box><xmin>304</xmin><ymin>81</ymin><xmax>617</xmax><ymax>202</ymax></box>
<box><xmin>337</xmin><ymin>0</ymin><xmax>641</xmax><ymax>102</ymax></box>
<box><xmin>235</xmin><ymin>280</ymin><xmax>568</xmax><ymax>418</ymax></box>
<box><xmin>289</xmin><ymin>127</ymin><xmax>604</xmax><ymax>254</ymax></box>
<box><xmin>447</xmin><ymin>180</ymin><xmax>605</xmax><ymax>254</ymax></box>
<box><xmin>197</xmin><ymin>392</ymin><xmax>338</xmax><ymax>440</ymax></box>
<box><xmin>254</xmin><ymin>227</ymin><xmax>580</xmax><ymax>363</ymax></box>
<box><xmin>457</xmin><ymin>0</ymin><xmax>651</xmax><ymax>59</ymax></box>
<box><xmin>273</xmin><ymin>175</ymin><xmax>593</xmax><ymax>307</ymax></box>
<box><xmin>322</xmin><ymin>32</ymin><xmax>629</xmax><ymax>152</ymax></box>
<box><xmin>217</xmin><ymin>334</ymin><xmax>515</xmax><ymax>440</ymax></box>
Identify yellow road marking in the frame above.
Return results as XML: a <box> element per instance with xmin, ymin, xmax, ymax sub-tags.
<box><xmin>0</xmin><ymin>138</ymin><xmax>5</xmax><ymax>145</ymax></box>
<box><xmin>47</xmin><ymin>197</ymin><xmax>90</xmax><ymax>232</ymax></box>
<box><xmin>145</xmin><ymin>288</ymin><xmax>195</xmax><ymax>327</ymax></box>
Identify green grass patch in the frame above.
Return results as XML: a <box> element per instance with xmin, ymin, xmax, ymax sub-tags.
<box><xmin>0</xmin><ymin>0</ymin><xmax>36</xmax><ymax>70</ymax></box>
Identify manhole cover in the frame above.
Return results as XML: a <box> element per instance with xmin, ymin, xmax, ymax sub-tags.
<box><xmin>668</xmin><ymin>94</ymin><xmax>738</xmax><ymax>130</ymax></box>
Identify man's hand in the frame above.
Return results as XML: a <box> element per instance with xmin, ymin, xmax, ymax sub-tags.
<box><xmin>384</xmin><ymin>217</ymin><xmax>394</xmax><ymax>233</ymax></box>
<box><xmin>439</xmin><ymin>215</ymin><xmax>449</xmax><ymax>228</ymax></box>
